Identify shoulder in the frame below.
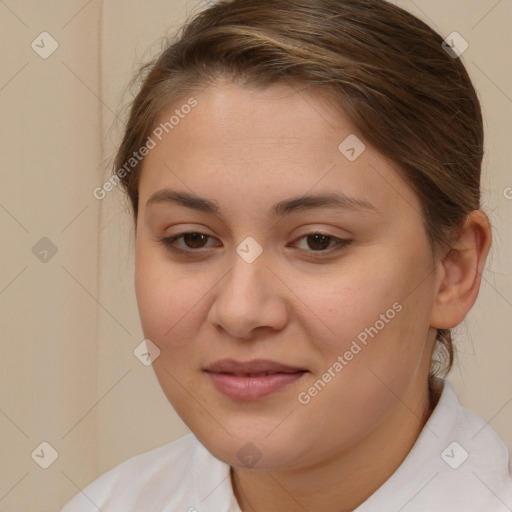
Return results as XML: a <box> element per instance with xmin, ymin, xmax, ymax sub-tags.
<box><xmin>61</xmin><ymin>433</ymin><xmax>233</xmax><ymax>511</ymax></box>
<box><xmin>418</xmin><ymin>379</ymin><xmax>512</xmax><ymax>511</ymax></box>
<box><xmin>358</xmin><ymin>379</ymin><xmax>512</xmax><ymax>512</ymax></box>
<box><xmin>444</xmin><ymin>384</ymin><xmax>512</xmax><ymax>512</ymax></box>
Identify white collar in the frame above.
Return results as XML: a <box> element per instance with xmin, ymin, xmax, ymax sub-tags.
<box><xmin>194</xmin><ymin>378</ymin><xmax>512</xmax><ymax>511</ymax></box>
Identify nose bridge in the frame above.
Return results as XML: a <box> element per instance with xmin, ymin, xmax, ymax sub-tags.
<box><xmin>208</xmin><ymin>245</ymin><xmax>287</xmax><ymax>337</ymax></box>
<box><xmin>223</xmin><ymin>248</ymin><xmax>269</xmax><ymax>312</ymax></box>
<box><xmin>224</xmin><ymin>232</ymin><xmax>269</xmax><ymax>296</ymax></box>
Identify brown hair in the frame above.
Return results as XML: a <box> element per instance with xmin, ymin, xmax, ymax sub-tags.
<box><xmin>114</xmin><ymin>0</ymin><xmax>485</xmax><ymax>381</ymax></box>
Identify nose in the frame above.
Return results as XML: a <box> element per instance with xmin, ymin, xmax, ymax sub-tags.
<box><xmin>207</xmin><ymin>249</ymin><xmax>289</xmax><ymax>340</ymax></box>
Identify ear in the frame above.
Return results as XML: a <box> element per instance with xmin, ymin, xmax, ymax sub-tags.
<box><xmin>430</xmin><ymin>210</ymin><xmax>492</xmax><ymax>329</ymax></box>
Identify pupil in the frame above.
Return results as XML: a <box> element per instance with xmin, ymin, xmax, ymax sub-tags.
<box><xmin>184</xmin><ymin>233</ymin><xmax>207</xmax><ymax>248</ymax></box>
<box><xmin>308</xmin><ymin>234</ymin><xmax>330</xmax><ymax>251</ymax></box>
<box><xmin>182</xmin><ymin>233</ymin><xmax>331</xmax><ymax>251</ymax></box>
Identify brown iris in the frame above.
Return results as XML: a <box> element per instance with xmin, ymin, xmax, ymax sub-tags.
<box><xmin>306</xmin><ymin>234</ymin><xmax>331</xmax><ymax>251</ymax></box>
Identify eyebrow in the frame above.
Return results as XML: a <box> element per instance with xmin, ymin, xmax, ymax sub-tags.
<box><xmin>145</xmin><ymin>189</ymin><xmax>379</xmax><ymax>216</ymax></box>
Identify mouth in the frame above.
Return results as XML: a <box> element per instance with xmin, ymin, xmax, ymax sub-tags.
<box><xmin>204</xmin><ymin>359</ymin><xmax>308</xmax><ymax>401</ymax></box>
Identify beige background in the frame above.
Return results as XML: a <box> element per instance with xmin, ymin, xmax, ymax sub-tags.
<box><xmin>0</xmin><ymin>1</ymin><xmax>510</xmax><ymax>510</ymax></box>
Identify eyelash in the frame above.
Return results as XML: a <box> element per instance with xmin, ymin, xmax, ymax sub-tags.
<box><xmin>160</xmin><ymin>231</ymin><xmax>352</xmax><ymax>258</ymax></box>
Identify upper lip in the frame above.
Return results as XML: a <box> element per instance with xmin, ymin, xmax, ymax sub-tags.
<box><xmin>204</xmin><ymin>359</ymin><xmax>306</xmax><ymax>375</ymax></box>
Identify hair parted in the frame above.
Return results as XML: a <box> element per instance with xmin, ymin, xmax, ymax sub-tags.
<box><xmin>114</xmin><ymin>0</ymin><xmax>485</xmax><ymax>382</ymax></box>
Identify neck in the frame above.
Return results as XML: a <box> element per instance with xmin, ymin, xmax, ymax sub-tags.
<box><xmin>231</xmin><ymin>382</ymin><xmax>435</xmax><ymax>512</ymax></box>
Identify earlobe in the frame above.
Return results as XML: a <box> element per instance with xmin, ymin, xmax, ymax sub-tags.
<box><xmin>430</xmin><ymin>210</ymin><xmax>492</xmax><ymax>329</ymax></box>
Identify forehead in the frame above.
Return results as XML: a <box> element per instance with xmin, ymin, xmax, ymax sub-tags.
<box><xmin>138</xmin><ymin>82</ymin><xmax>422</xmax><ymax>222</ymax></box>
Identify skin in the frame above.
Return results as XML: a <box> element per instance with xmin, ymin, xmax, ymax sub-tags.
<box><xmin>134</xmin><ymin>80</ymin><xmax>491</xmax><ymax>512</ymax></box>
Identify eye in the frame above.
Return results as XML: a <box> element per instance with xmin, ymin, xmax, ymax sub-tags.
<box><xmin>161</xmin><ymin>232</ymin><xmax>216</xmax><ymax>253</ymax></box>
<box><xmin>293</xmin><ymin>233</ymin><xmax>352</xmax><ymax>253</ymax></box>
<box><xmin>160</xmin><ymin>231</ymin><xmax>352</xmax><ymax>257</ymax></box>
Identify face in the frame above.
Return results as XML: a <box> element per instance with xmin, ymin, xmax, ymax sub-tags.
<box><xmin>134</xmin><ymin>81</ymin><xmax>440</xmax><ymax>471</ymax></box>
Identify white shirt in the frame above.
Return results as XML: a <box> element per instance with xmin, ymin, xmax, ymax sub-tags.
<box><xmin>62</xmin><ymin>379</ymin><xmax>512</xmax><ymax>511</ymax></box>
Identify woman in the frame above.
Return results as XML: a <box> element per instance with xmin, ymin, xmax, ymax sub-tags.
<box><xmin>62</xmin><ymin>0</ymin><xmax>512</xmax><ymax>510</ymax></box>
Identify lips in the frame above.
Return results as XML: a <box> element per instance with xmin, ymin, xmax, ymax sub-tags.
<box><xmin>206</xmin><ymin>359</ymin><xmax>305</xmax><ymax>375</ymax></box>
<box><xmin>204</xmin><ymin>359</ymin><xmax>307</xmax><ymax>400</ymax></box>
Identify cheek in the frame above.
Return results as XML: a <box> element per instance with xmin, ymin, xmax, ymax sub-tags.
<box><xmin>309</xmin><ymin>259</ymin><xmax>407</xmax><ymax>348</ymax></box>
<box><xmin>134</xmin><ymin>247</ymin><xmax>199</xmax><ymax>343</ymax></box>
<box><xmin>309</xmin><ymin>249</ymin><xmax>431</xmax><ymax>375</ymax></box>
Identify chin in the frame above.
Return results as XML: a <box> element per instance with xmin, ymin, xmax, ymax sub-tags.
<box><xmin>189</xmin><ymin>419</ymin><xmax>310</xmax><ymax>471</ymax></box>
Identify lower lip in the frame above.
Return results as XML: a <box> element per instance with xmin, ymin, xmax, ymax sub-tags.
<box><xmin>206</xmin><ymin>371</ymin><xmax>306</xmax><ymax>400</ymax></box>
